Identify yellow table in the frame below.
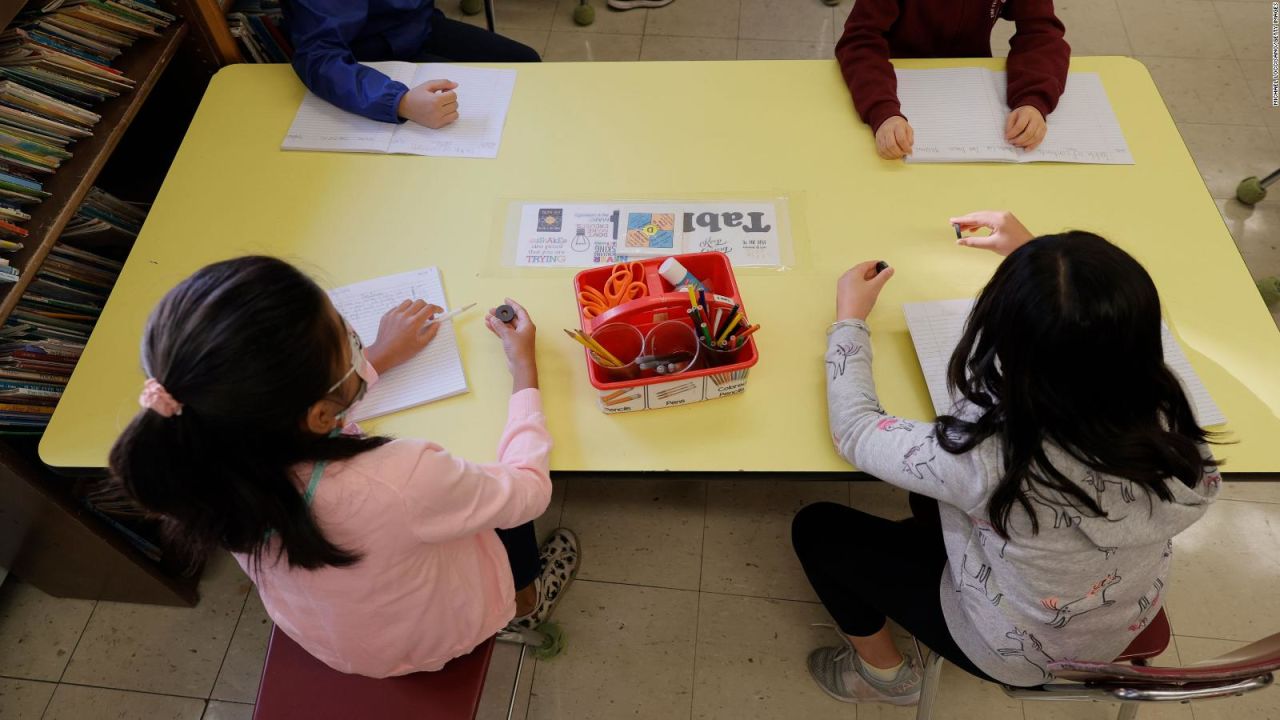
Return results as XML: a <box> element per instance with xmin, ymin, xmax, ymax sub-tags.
<box><xmin>40</xmin><ymin>58</ymin><xmax>1280</xmax><ymax>473</ymax></box>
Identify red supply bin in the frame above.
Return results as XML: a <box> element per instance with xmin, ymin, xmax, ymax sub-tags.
<box><xmin>572</xmin><ymin>252</ymin><xmax>759</xmax><ymax>413</ymax></box>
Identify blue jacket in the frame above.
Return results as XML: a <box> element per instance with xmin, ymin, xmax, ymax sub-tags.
<box><xmin>286</xmin><ymin>0</ymin><xmax>436</xmax><ymax>123</ymax></box>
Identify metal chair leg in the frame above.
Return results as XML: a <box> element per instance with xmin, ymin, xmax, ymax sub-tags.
<box><xmin>915</xmin><ymin>646</ymin><xmax>946</xmax><ymax>720</ymax></box>
<box><xmin>1116</xmin><ymin>702</ymin><xmax>1141</xmax><ymax>720</ymax></box>
<box><xmin>483</xmin><ymin>0</ymin><xmax>496</xmax><ymax>32</ymax></box>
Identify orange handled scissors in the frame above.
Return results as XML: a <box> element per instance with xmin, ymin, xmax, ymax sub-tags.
<box><xmin>578</xmin><ymin>262</ymin><xmax>647</xmax><ymax>319</ymax></box>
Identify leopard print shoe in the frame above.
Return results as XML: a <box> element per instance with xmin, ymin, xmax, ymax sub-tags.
<box><xmin>507</xmin><ymin>528</ymin><xmax>580</xmax><ymax>631</ymax></box>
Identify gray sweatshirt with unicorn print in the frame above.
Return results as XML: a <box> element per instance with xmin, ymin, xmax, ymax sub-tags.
<box><xmin>825</xmin><ymin>320</ymin><xmax>1219</xmax><ymax>687</ymax></box>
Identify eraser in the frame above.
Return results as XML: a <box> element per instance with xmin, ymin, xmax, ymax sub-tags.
<box><xmin>495</xmin><ymin>304</ymin><xmax>516</xmax><ymax>324</ymax></box>
<box><xmin>874</xmin><ymin>261</ymin><xmax>889</xmax><ymax>275</ymax></box>
<box><xmin>952</xmin><ymin>223</ymin><xmax>962</xmax><ymax>239</ymax></box>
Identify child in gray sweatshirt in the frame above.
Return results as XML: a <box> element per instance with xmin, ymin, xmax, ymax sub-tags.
<box><xmin>793</xmin><ymin>210</ymin><xmax>1220</xmax><ymax>704</ymax></box>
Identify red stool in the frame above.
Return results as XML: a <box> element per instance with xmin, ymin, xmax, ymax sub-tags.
<box><xmin>252</xmin><ymin>627</ymin><xmax>495</xmax><ymax>720</ymax></box>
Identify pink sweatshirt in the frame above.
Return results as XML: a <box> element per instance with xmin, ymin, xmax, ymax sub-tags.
<box><xmin>233</xmin><ymin>389</ymin><xmax>552</xmax><ymax>677</ymax></box>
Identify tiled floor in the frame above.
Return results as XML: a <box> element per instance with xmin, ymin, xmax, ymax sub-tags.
<box><xmin>2</xmin><ymin>1</ymin><xmax>1279</xmax><ymax>718</ymax></box>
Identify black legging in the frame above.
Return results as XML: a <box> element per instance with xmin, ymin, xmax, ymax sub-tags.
<box><xmin>791</xmin><ymin>492</ymin><xmax>993</xmax><ymax>682</ymax></box>
<box><xmin>496</xmin><ymin>521</ymin><xmax>540</xmax><ymax>590</ymax></box>
<box><xmin>410</xmin><ymin>9</ymin><xmax>540</xmax><ymax>63</ymax></box>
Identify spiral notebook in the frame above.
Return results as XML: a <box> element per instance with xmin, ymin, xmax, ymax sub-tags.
<box><xmin>902</xmin><ymin>299</ymin><xmax>1225</xmax><ymax>426</ymax></box>
<box><xmin>328</xmin><ymin>267</ymin><xmax>469</xmax><ymax>422</ymax></box>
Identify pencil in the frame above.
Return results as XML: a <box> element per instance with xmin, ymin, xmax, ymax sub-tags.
<box><xmin>712</xmin><ymin>307</ymin><xmax>725</xmax><ymax>335</ymax></box>
<box><xmin>424</xmin><ymin>302</ymin><xmax>477</xmax><ymax>327</ymax></box>
<box><xmin>578</xmin><ymin>329</ymin><xmax>624</xmax><ymax>367</ymax></box>
<box><xmin>687</xmin><ymin>285</ymin><xmax>698</xmax><ymax>311</ymax></box>
<box><xmin>736</xmin><ymin>323</ymin><xmax>761</xmax><ymax>346</ymax></box>
<box><xmin>601</xmin><ymin>388</ymin><xmax>631</xmax><ymax>403</ymax></box>
<box><xmin>604</xmin><ymin>393</ymin><xmax>640</xmax><ymax>407</ymax></box>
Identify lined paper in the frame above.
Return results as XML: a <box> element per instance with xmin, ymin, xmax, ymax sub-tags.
<box><xmin>328</xmin><ymin>267</ymin><xmax>469</xmax><ymax>422</ymax></box>
<box><xmin>387</xmin><ymin>65</ymin><xmax>517</xmax><ymax>158</ymax></box>
<box><xmin>898</xmin><ymin>69</ymin><xmax>1133</xmax><ymax>165</ymax></box>
<box><xmin>898</xmin><ymin>69</ymin><xmax>1014</xmax><ymax>163</ymax></box>
<box><xmin>283</xmin><ymin>63</ymin><xmax>516</xmax><ymax>158</ymax></box>
<box><xmin>902</xmin><ymin>299</ymin><xmax>1225</xmax><ymax>426</ymax></box>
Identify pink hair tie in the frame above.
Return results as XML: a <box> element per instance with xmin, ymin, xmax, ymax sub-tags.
<box><xmin>139</xmin><ymin>378</ymin><xmax>183</xmax><ymax>418</ymax></box>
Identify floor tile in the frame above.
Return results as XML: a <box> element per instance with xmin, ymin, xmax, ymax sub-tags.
<box><xmin>210</xmin><ymin>590</ymin><xmax>271</xmax><ymax>704</ymax></box>
<box><xmin>543</xmin><ymin>31</ymin><xmax>643</xmax><ymax>61</ymax></box>
<box><xmin>1236</xmin><ymin>60</ymin><xmax>1280</xmax><ymax>134</ymax></box>
<box><xmin>1214</xmin><ymin>1</ymin><xmax>1273</xmax><ymax>59</ymax></box>
<box><xmin>692</xmin><ymin>593</ymin><xmax>855</xmax><ymax>720</ymax></box>
<box><xmin>640</xmin><ymin>35</ymin><xmax>738</xmax><ymax>61</ymax></box>
<box><xmin>1164</xmin><ymin>499</ymin><xmax>1280</xmax><ymax>641</ymax></box>
<box><xmin>525</xmin><ymin>580</ymin><xmax>697</xmax><ymax>720</ymax></box>
<box><xmin>858</xmin><ymin>659</ymin><xmax>1026</xmax><ymax>720</ymax></box>
<box><xmin>1175</xmin><ymin>636</ymin><xmax>1280</xmax><ymax>719</ymax></box>
<box><xmin>560</xmin><ymin>476</ymin><xmax>705</xmax><ymax>590</ymax></box>
<box><xmin>1057</xmin><ymin>0</ymin><xmax>1132</xmax><ymax>56</ymax></box>
<box><xmin>739</xmin><ymin>0</ymin><xmax>837</xmax><ymax>43</ymax></box>
<box><xmin>0</xmin><ymin>677</ymin><xmax>56</xmax><ymax>719</ymax></box>
<box><xmin>1118</xmin><ymin>0</ymin><xmax>1234</xmax><ymax>58</ymax></box>
<box><xmin>0</xmin><ymin>580</ymin><xmax>95</xmax><ymax>682</ymax></box>
<box><xmin>736</xmin><ymin>38</ymin><xmax>834</xmax><ymax>60</ymax></box>
<box><xmin>552</xmin><ymin>0</ymin><xmax>647</xmax><ymax>35</ymax></box>
<box><xmin>535</xmin><ymin>475</ymin><xmax>568</xmax><ymax>545</ymax></box>
<box><xmin>1176</xmin><ymin>122</ymin><xmax>1280</xmax><ymax>199</ymax></box>
<box><xmin>1215</xmin><ymin>199</ymin><xmax>1280</xmax><ymax>279</ymax></box>
<box><xmin>644</xmin><ymin>0</ymin><xmax>741</xmax><ymax>39</ymax></box>
<box><xmin>1139</xmin><ymin>57</ymin><xmax>1261</xmax><ymax>126</ymax></box>
<box><xmin>201</xmin><ymin>700</ymin><xmax>254</xmax><ymax>720</ymax></box>
<box><xmin>1217</xmin><ymin>477</ymin><xmax>1280</xmax><ymax>504</ymax></box>
<box><xmin>1021</xmin><ymin>637</ymin><xmax>1191</xmax><ymax>719</ymax></box>
<box><xmin>701</xmin><ymin>479</ymin><xmax>845</xmax><ymax>602</ymax></box>
<box><xmin>476</xmin><ymin>640</ymin><xmax>535</xmax><ymax>720</ymax></box>
<box><xmin>42</xmin><ymin>685</ymin><xmax>204</xmax><ymax>720</ymax></box>
<box><xmin>502</xmin><ymin>27</ymin><xmax>552</xmax><ymax>56</ymax></box>
<box><xmin>849</xmin><ymin>480</ymin><xmax>913</xmax><ymax>520</ymax></box>
<box><xmin>62</xmin><ymin>553</ymin><xmax>251</xmax><ymax>698</ymax></box>
<box><xmin>492</xmin><ymin>0</ymin><xmax>560</xmax><ymax>30</ymax></box>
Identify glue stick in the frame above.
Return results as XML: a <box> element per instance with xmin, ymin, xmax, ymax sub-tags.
<box><xmin>658</xmin><ymin>257</ymin><xmax>707</xmax><ymax>293</ymax></box>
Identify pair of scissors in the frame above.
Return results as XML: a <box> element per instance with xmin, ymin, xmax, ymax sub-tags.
<box><xmin>578</xmin><ymin>262</ymin><xmax>647</xmax><ymax>319</ymax></box>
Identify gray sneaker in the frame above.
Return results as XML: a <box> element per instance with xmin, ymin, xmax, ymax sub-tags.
<box><xmin>806</xmin><ymin>630</ymin><xmax>922</xmax><ymax>705</ymax></box>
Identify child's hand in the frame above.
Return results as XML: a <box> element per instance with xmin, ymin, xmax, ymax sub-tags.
<box><xmin>875</xmin><ymin>116</ymin><xmax>914</xmax><ymax>160</ymax></box>
<box><xmin>485</xmin><ymin>298</ymin><xmax>538</xmax><ymax>391</ymax></box>
<box><xmin>950</xmin><ymin>211</ymin><xmax>1035</xmax><ymax>256</ymax></box>
<box><xmin>1005</xmin><ymin>106</ymin><xmax>1046</xmax><ymax>150</ymax></box>
<box><xmin>365</xmin><ymin>300</ymin><xmax>442</xmax><ymax>372</ymax></box>
<box><xmin>397</xmin><ymin>79</ymin><xmax>459</xmax><ymax>129</ymax></box>
<box><xmin>836</xmin><ymin>261</ymin><xmax>895</xmax><ymax>322</ymax></box>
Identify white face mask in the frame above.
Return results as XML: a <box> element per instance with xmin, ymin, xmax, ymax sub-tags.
<box><xmin>327</xmin><ymin>321</ymin><xmax>376</xmax><ymax>421</ymax></box>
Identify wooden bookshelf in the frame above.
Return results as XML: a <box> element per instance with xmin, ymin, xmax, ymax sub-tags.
<box><xmin>0</xmin><ymin>20</ymin><xmax>189</xmax><ymax>322</ymax></box>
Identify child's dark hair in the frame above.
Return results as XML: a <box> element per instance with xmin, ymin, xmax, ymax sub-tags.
<box><xmin>108</xmin><ymin>256</ymin><xmax>389</xmax><ymax>571</ymax></box>
<box><xmin>936</xmin><ymin>232</ymin><xmax>1218</xmax><ymax>536</ymax></box>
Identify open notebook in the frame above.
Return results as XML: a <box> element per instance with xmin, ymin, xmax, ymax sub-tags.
<box><xmin>896</xmin><ymin>69</ymin><xmax>1133</xmax><ymax>165</ymax></box>
<box><xmin>328</xmin><ymin>267</ymin><xmax>468</xmax><ymax>422</ymax></box>
<box><xmin>283</xmin><ymin>62</ymin><xmax>517</xmax><ymax>158</ymax></box>
<box><xmin>902</xmin><ymin>299</ymin><xmax>1225</xmax><ymax>426</ymax></box>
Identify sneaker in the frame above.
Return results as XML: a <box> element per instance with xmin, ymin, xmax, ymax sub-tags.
<box><xmin>507</xmin><ymin>528</ymin><xmax>580</xmax><ymax>630</ymax></box>
<box><xmin>806</xmin><ymin>628</ymin><xmax>922</xmax><ymax>705</ymax></box>
<box><xmin>607</xmin><ymin>0</ymin><xmax>674</xmax><ymax>9</ymax></box>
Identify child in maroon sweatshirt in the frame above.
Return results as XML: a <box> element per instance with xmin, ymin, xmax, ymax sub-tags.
<box><xmin>837</xmin><ymin>0</ymin><xmax>1070</xmax><ymax>160</ymax></box>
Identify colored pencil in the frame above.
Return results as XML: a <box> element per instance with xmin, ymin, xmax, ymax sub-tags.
<box><xmin>717</xmin><ymin>312</ymin><xmax>743</xmax><ymax>344</ymax></box>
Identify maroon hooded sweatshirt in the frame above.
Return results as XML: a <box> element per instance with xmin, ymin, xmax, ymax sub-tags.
<box><xmin>836</xmin><ymin>0</ymin><xmax>1070</xmax><ymax>132</ymax></box>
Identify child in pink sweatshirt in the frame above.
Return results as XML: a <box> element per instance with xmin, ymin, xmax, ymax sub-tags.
<box><xmin>108</xmin><ymin>256</ymin><xmax>577</xmax><ymax>677</ymax></box>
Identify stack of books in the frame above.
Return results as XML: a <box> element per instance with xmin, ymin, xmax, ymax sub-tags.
<box><xmin>227</xmin><ymin>0</ymin><xmax>290</xmax><ymax>63</ymax></box>
<box><xmin>0</xmin><ymin>0</ymin><xmax>172</xmax><ymax>280</ymax></box>
<box><xmin>0</xmin><ymin>186</ymin><xmax>138</xmax><ymax>431</ymax></box>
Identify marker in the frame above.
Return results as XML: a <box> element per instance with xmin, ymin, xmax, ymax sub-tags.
<box><xmin>874</xmin><ymin>261</ymin><xmax>888</xmax><ymax>275</ymax></box>
<box><xmin>952</xmin><ymin>222</ymin><xmax>962</xmax><ymax>239</ymax></box>
<box><xmin>425</xmin><ymin>303</ymin><xmax>476</xmax><ymax>327</ymax></box>
<box><xmin>495</xmin><ymin>304</ymin><xmax>516</xmax><ymax>324</ymax></box>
